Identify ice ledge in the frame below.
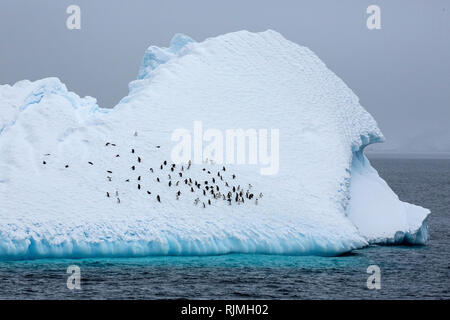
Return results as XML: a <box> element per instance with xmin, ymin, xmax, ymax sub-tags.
<box><xmin>347</xmin><ymin>150</ymin><xmax>430</xmax><ymax>245</ymax></box>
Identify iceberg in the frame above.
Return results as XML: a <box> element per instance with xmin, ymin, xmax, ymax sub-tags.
<box><xmin>0</xmin><ymin>30</ymin><xmax>429</xmax><ymax>260</ymax></box>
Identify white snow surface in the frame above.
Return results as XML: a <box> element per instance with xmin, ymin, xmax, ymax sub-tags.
<box><xmin>0</xmin><ymin>30</ymin><xmax>429</xmax><ymax>260</ymax></box>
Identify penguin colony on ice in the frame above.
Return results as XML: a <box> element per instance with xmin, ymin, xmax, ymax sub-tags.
<box><xmin>41</xmin><ymin>132</ymin><xmax>263</xmax><ymax>208</ymax></box>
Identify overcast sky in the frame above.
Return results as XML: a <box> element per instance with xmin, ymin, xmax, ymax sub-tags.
<box><xmin>1</xmin><ymin>0</ymin><xmax>449</xmax><ymax>154</ymax></box>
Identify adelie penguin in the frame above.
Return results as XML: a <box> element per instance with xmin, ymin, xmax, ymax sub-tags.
<box><xmin>132</xmin><ymin>166</ymin><xmax>136</xmax><ymax>170</ymax></box>
<box><xmin>138</xmin><ymin>184</ymin><xmax>141</xmax><ymax>190</ymax></box>
<box><xmin>147</xmin><ymin>191</ymin><xmax>151</xmax><ymax>195</ymax></box>
<box><xmin>138</xmin><ymin>157</ymin><xmax>141</xmax><ymax>163</ymax></box>
<box><xmin>131</xmin><ymin>148</ymin><xmax>135</xmax><ymax>154</ymax></box>
<box><xmin>107</xmin><ymin>170</ymin><xmax>112</xmax><ymax>174</ymax></box>
<box><xmin>65</xmin><ymin>164</ymin><xmax>69</xmax><ymax>168</ymax></box>
<box><xmin>106</xmin><ymin>192</ymin><xmax>110</xmax><ymax>198</ymax></box>
<box><xmin>88</xmin><ymin>161</ymin><xmax>93</xmax><ymax>165</ymax></box>
<box><xmin>138</xmin><ymin>176</ymin><xmax>141</xmax><ymax>181</ymax></box>
<box><xmin>42</xmin><ymin>161</ymin><xmax>46</xmax><ymax>165</ymax></box>
<box><xmin>157</xmin><ymin>195</ymin><xmax>161</xmax><ymax>202</ymax></box>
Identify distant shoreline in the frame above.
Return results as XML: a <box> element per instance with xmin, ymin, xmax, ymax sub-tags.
<box><xmin>366</xmin><ymin>152</ymin><xmax>450</xmax><ymax>159</ymax></box>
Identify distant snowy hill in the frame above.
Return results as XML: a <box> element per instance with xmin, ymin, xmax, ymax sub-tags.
<box><xmin>0</xmin><ymin>30</ymin><xmax>429</xmax><ymax>260</ymax></box>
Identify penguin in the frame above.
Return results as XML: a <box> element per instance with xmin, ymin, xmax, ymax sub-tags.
<box><xmin>88</xmin><ymin>161</ymin><xmax>93</xmax><ymax>165</ymax></box>
<box><xmin>115</xmin><ymin>154</ymin><xmax>120</xmax><ymax>158</ymax></box>
<box><xmin>168</xmin><ymin>174</ymin><xmax>171</xmax><ymax>179</ymax></box>
<box><xmin>205</xmin><ymin>186</ymin><xmax>209</xmax><ymax>190</ymax></box>
<box><xmin>248</xmin><ymin>184</ymin><xmax>253</xmax><ymax>189</ymax></box>
<box><xmin>171</xmin><ymin>167</ymin><xmax>174</xmax><ymax>172</ymax></box>
<box><xmin>106</xmin><ymin>192</ymin><xmax>110</xmax><ymax>197</ymax></box>
<box><xmin>232</xmin><ymin>174</ymin><xmax>236</xmax><ymax>179</ymax></box>
<box><xmin>157</xmin><ymin>195</ymin><xmax>161</xmax><ymax>202</ymax></box>
<box><xmin>181</xmin><ymin>166</ymin><xmax>184</xmax><ymax>171</ymax></box>
<box><xmin>65</xmin><ymin>165</ymin><xmax>69</xmax><ymax>168</ymax></box>
<box><xmin>132</xmin><ymin>166</ymin><xmax>135</xmax><ymax>170</ymax></box>
<box><xmin>216</xmin><ymin>186</ymin><xmax>219</xmax><ymax>191</ymax></box>
<box><xmin>203</xmin><ymin>168</ymin><xmax>206</xmax><ymax>171</ymax></box>
<box><xmin>163</xmin><ymin>160</ymin><xmax>167</xmax><ymax>166</ymax></box>
<box><xmin>212</xmin><ymin>178</ymin><xmax>216</xmax><ymax>183</ymax></box>
<box><xmin>138</xmin><ymin>157</ymin><xmax>141</xmax><ymax>163</ymax></box>
<box><xmin>138</xmin><ymin>176</ymin><xmax>141</xmax><ymax>181</ymax></box>
<box><xmin>107</xmin><ymin>170</ymin><xmax>112</xmax><ymax>174</ymax></box>
<box><xmin>42</xmin><ymin>161</ymin><xmax>46</xmax><ymax>165</ymax></box>
<box><xmin>177</xmin><ymin>190</ymin><xmax>181</xmax><ymax>196</ymax></box>
<box><xmin>179</xmin><ymin>172</ymin><xmax>183</xmax><ymax>177</ymax></box>
<box><xmin>203</xmin><ymin>202</ymin><xmax>206</xmax><ymax>208</ymax></box>
<box><xmin>44</xmin><ymin>153</ymin><xmax>51</xmax><ymax>156</ymax></box>
<box><xmin>138</xmin><ymin>184</ymin><xmax>141</xmax><ymax>190</ymax></box>
<box><xmin>176</xmin><ymin>181</ymin><xmax>179</xmax><ymax>186</ymax></box>
<box><xmin>249</xmin><ymin>194</ymin><xmax>254</xmax><ymax>199</ymax></box>
<box><xmin>125</xmin><ymin>179</ymin><xmax>130</xmax><ymax>182</ymax></box>
<box><xmin>117</xmin><ymin>197</ymin><xmax>121</xmax><ymax>204</ymax></box>
<box><xmin>184</xmin><ymin>179</ymin><xmax>188</xmax><ymax>184</ymax></box>
<box><xmin>207</xmin><ymin>171</ymin><xmax>211</xmax><ymax>174</ymax></box>
<box><xmin>157</xmin><ymin>177</ymin><xmax>160</xmax><ymax>182</ymax></box>
<box><xmin>255</xmin><ymin>198</ymin><xmax>258</xmax><ymax>205</ymax></box>
<box><xmin>160</xmin><ymin>165</ymin><xmax>163</xmax><ymax>170</ymax></box>
<box><xmin>111</xmin><ymin>144</ymin><xmax>116</xmax><ymax>147</ymax></box>
<box><xmin>132</xmin><ymin>149</ymin><xmax>135</xmax><ymax>153</ymax></box>
<box><xmin>149</xmin><ymin>168</ymin><xmax>153</xmax><ymax>173</ymax></box>
<box><xmin>204</xmin><ymin>181</ymin><xmax>208</xmax><ymax>185</ymax></box>
<box><xmin>222</xmin><ymin>166</ymin><xmax>226</xmax><ymax>172</ymax></box>
<box><xmin>169</xmin><ymin>181</ymin><xmax>172</xmax><ymax>187</ymax></box>
<box><xmin>115</xmin><ymin>191</ymin><xmax>119</xmax><ymax>197</ymax></box>
<box><xmin>191</xmin><ymin>187</ymin><xmax>194</xmax><ymax>192</ymax></box>
<box><xmin>225</xmin><ymin>182</ymin><xmax>229</xmax><ymax>187</ymax></box>
<box><xmin>156</xmin><ymin>146</ymin><xmax>160</xmax><ymax>148</ymax></box>
<box><xmin>105</xmin><ymin>142</ymin><xmax>110</xmax><ymax>146</ymax></box>
<box><xmin>203</xmin><ymin>190</ymin><xmax>206</xmax><ymax>196</ymax></box>
<box><xmin>107</xmin><ymin>176</ymin><xmax>112</xmax><ymax>181</ymax></box>
<box><xmin>134</xmin><ymin>131</ymin><xmax>138</xmax><ymax>137</ymax></box>
<box><xmin>147</xmin><ymin>191</ymin><xmax>151</xmax><ymax>195</ymax></box>
<box><xmin>232</xmin><ymin>186</ymin><xmax>236</xmax><ymax>192</ymax></box>
<box><xmin>208</xmin><ymin>199</ymin><xmax>211</xmax><ymax>205</ymax></box>
<box><xmin>259</xmin><ymin>192</ymin><xmax>263</xmax><ymax>198</ymax></box>
<box><xmin>227</xmin><ymin>198</ymin><xmax>232</xmax><ymax>205</ymax></box>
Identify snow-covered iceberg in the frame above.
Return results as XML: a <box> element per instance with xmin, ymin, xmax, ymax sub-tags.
<box><xmin>0</xmin><ymin>30</ymin><xmax>429</xmax><ymax>260</ymax></box>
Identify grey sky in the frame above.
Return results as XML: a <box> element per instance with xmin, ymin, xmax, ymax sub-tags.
<box><xmin>1</xmin><ymin>0</ymin><xmax>449</xmax><ymax>154</ymax></box>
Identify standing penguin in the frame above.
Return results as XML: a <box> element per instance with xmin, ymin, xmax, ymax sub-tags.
<box><xmin>157</xmin><ymin>195</ymin><xmax>161</xmax><ymax>202</ymax></box>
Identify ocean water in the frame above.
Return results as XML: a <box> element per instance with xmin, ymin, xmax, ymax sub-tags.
<box><xmin>0</xmin><ymin>158</ymin><xmax>448</xmax><ymax>299</ymax></box>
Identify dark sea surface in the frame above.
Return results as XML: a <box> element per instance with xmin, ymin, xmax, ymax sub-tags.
<box><xmin>0</xmin><ymin>158</ymin><xmax>449</xmax><ymax>299</ymax></box>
